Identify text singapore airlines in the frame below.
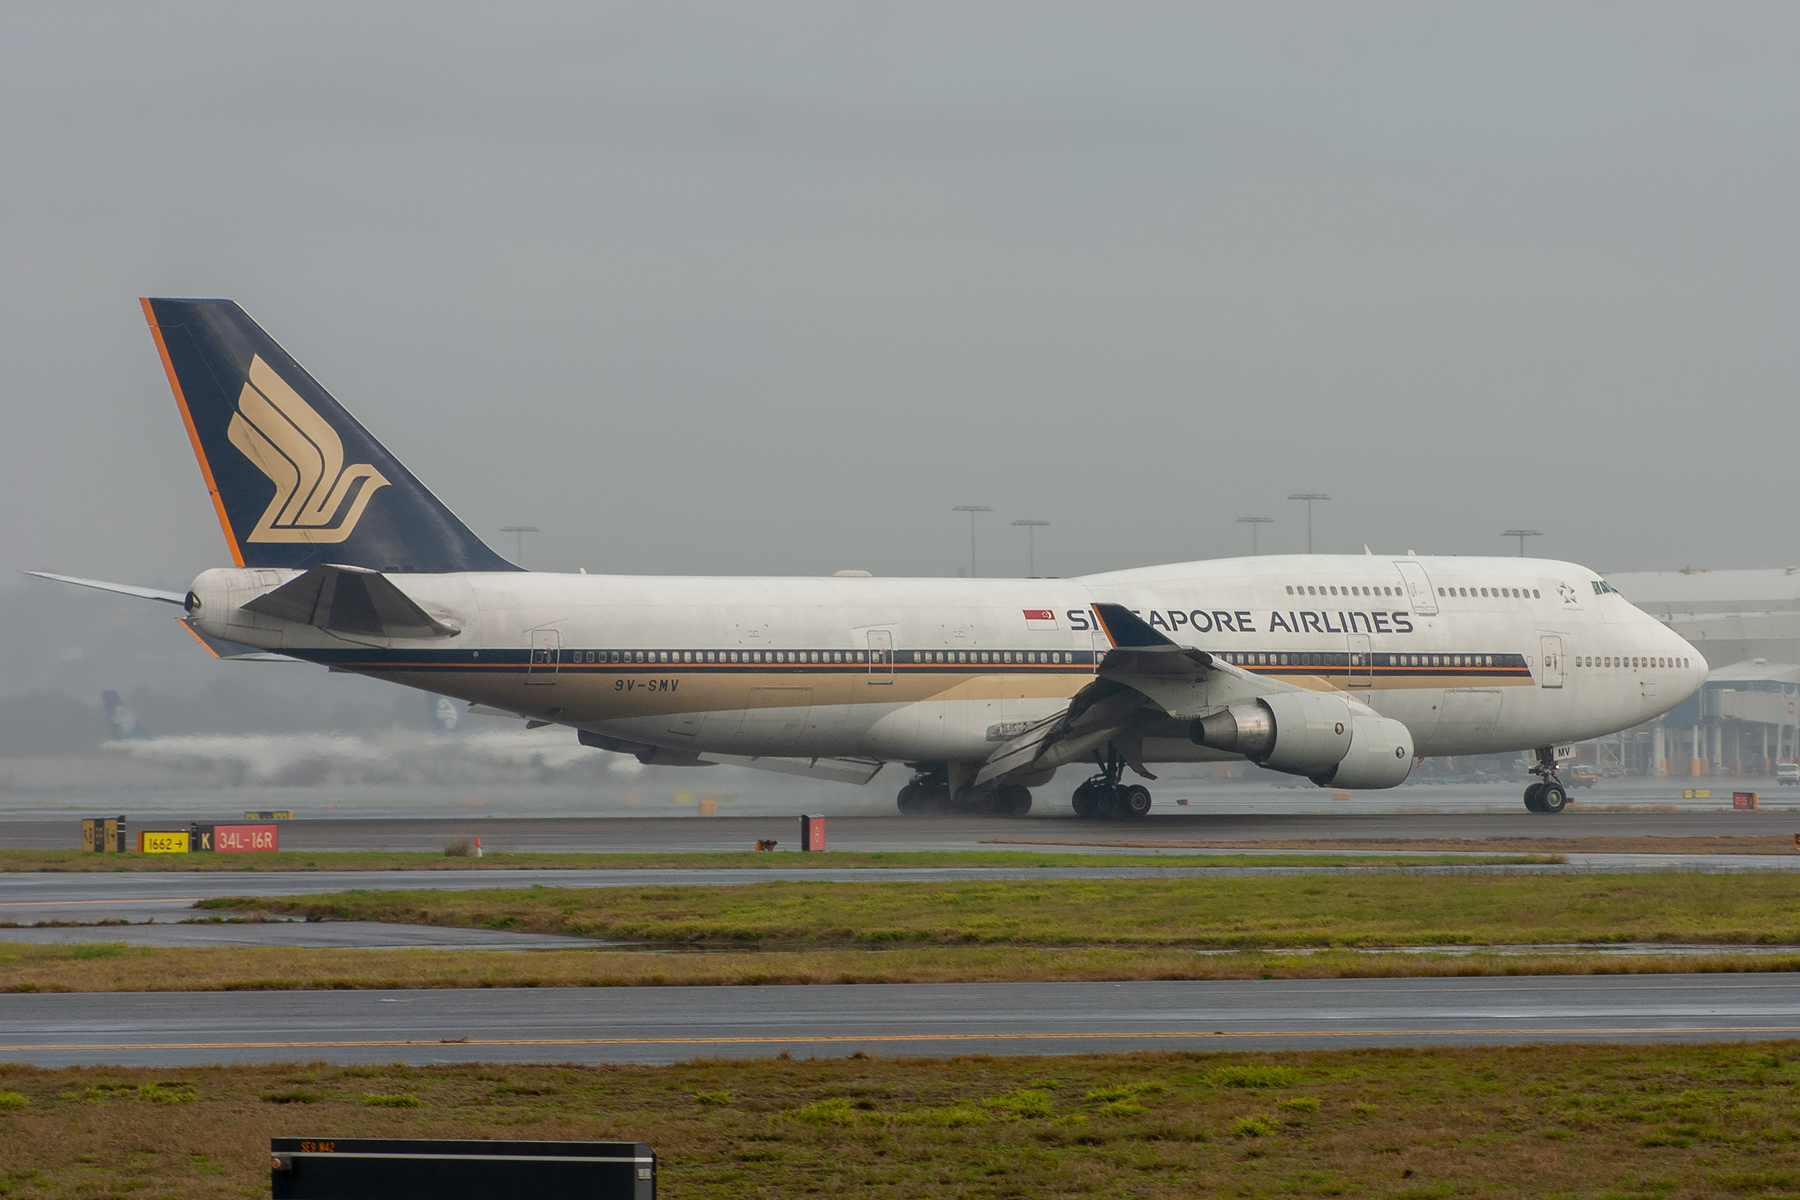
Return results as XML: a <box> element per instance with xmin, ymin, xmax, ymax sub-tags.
<box><xmin>31</xmin><ymin>300</ymin><xmax>1707</xmax><ymax>819</ymax></box>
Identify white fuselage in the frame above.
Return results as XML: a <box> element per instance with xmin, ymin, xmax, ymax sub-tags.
<box><xmin>187</xmin><ymin>554</ymin><xmax>1706</xmax><ymax>779</ymax></box>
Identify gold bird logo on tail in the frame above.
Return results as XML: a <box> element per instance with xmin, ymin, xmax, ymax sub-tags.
<box><xmin>227</xmin><ymin>355</ymin><xmax>390</xmax><ymax>543</ymax></box>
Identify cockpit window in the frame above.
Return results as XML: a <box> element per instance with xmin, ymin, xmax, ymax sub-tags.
<box><xmin>1591</xmin><ymin>580</ymin><xmax>1620</xmax><ymax>595</ymax></box>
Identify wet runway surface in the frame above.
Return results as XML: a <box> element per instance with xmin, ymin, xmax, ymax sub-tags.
<box><xmin>6</xmin><ymin>804</ymin><xmax>1800</xmax><ymax>854</ymax></box>
<box><xmin>0</xmin><ymin>866</ymin><xmax>1302</xmax><ymax>926</ymax></box>
<box><xmin>7</xmin><ymin>974</ymin><xmax>1800</xmax><ymax>1067</ymax></box>
<box><xmin>5</xmin><ymin>806</ymin><xmax>1798</xmax><ymax>941</ymax></box>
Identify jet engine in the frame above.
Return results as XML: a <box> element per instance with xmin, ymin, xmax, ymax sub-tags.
<box><xmin>1309</xmin><ymin>712</ymin><xmax>1414</xmax><ymax>789</ymax></box>
<box><xmin>1189</xmin><ymin>692</ymin><xmax>1413</xmax><ymax>790</ymax></box>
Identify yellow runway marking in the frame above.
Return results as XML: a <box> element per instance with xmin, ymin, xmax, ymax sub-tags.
<box><xmin>12</xmin><ymin>1027</ymin><xmax>1800</xmax><ymax>1052</ymax></box>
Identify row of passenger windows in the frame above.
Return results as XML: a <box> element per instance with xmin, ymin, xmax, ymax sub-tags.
<box><xmin>1221</xmin><ymin>651</ymin><xmax>1516</xmax><ymax>669</ymax></box>
<box><xmin>1288</xmin><ymin>584</ymin><xmax>1398</xmax><ymax>597</ymax></box>
<box><xmin>910</xmin><ymin>650</ymin><xmax>1079</xmax><ymax>664</ymax></box>
<box><xmin>1579</xmin><ymin>655</ymin><xmax>1688</xmax><ymax>669</ymax></box>
<box><xmin>1281</xmin><ymin>583</ymin><xmax>1542</xmax><ymax>600</ymax></box>
<box><xmin>1440</xmin><ymin>586</ymin><xmax>1539</xmax><ymax>599</ymax></box>
<box><xmin>561</xmin><ymin>649</ymin><xmax>873</xmax><ymax>664</ymax></box>
<box><xmin>552</xmin><ymin>649</ymin><xmax>1082</xmax><ymax>665</ymax></box>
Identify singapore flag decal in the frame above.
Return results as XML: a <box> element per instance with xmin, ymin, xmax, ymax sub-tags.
<box><xmin>1022</xmin><ymin>608</ymin><xmax>1058</xmax><ymax>631</ymax></box>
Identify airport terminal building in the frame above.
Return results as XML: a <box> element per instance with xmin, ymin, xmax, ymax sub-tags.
<box><xmin>1596</xmin><ymin>568</ymin><xmax>1800</xmax><ymax>777</ymax></box>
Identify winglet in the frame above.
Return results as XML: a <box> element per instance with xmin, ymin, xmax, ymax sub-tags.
<box><xmin>1090</xmin><ymin>603</ymin><xmax>1179</xmax><ymax>648</ymax></box>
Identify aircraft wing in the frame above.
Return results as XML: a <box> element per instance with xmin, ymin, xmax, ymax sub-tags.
<box><xmin>974</xmin><ymin>602</ymin><xmax>1309</xmax><ymax>787</ymax></box>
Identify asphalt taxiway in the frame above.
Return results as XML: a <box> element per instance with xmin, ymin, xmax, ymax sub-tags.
<box><xmin>6</xmin><ymin>975</ymin><xmax>1799</xmax><ymax>1067</ymax></box>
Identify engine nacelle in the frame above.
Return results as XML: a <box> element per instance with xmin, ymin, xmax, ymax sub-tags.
<box><xmin>1190</xmin><ymin>693</ymin><xmax>1414</xmax><ymax>789</ymax></box>
<box><xmin>1190</xmin><ymin>691</ymin><xmax>1353</xmax><ymax>776</ymax></box>
<box><xmin>1309</xmin><ymin>713</ymin><xmax>1414</xmax><ymax>790</ymax></box>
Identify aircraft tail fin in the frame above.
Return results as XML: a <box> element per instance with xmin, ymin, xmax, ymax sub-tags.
<box><xmin>102</xmin><ymin>690</ymin><xmax>147</xmax><ymax>740</ymax></box>
<box><xmin>141</xmin><ymin>298</ymin><xmax>517</xmax><ymax>573</ymax></box>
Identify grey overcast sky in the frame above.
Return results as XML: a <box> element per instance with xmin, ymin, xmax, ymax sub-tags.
<box><xmin>4</xmin><ymin>2</ymin><xmax>1798</xmax><ymax>594</ymax></box>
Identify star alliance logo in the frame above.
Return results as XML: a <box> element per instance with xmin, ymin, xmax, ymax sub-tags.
<box><xmin>227</xmin><ymin>355</ymin><xmax>389</xmax><ymax>544</ymax></box>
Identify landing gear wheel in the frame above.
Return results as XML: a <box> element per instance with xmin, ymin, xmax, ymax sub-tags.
<box><xmin>1523</xmin><ymin>746</ymin><xmax>1570</xmax><ymax>816</ymax></box>
<box><xmin>959</xmin><ymin>786</ymin><xmax>999</xmax><ymax>816</ymax></box>
<box><xmin>1074</xmin><ymin>743</ymin><xmax>1152</xmax><ymax>820</ymax></box>
<box><xmin>898</xmin><ymin>767</ymin><xmax>950</xmax><ymax>815</ymax></box>
<box><xmin>997</xmin><ymin>784</ymin><xmax>1033</xmax><ymax>818</ymax></box>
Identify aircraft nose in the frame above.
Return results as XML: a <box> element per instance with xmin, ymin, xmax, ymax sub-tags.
<box><xmin>1670</xmin><ymin>629</ymin><xmax>1708</xmax><ymax>695</ymax></box>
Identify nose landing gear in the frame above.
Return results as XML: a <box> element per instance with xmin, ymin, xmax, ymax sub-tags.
<box><xmin>1523</xmin><ymin>747</ymin><xmax>1568</xmax><ymax>814</ymax></box>
<box><xmin>1071</xmin><ymin>745</ymin><xmax>1153</xmax><ymax>819</ymax></box>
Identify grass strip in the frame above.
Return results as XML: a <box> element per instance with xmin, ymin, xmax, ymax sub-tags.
<box><xmin>3</xmin><ymin>940</ymin><xmax>1800</xmax><ymax>993</ymax></box>
<box><xmin>204</xmin><ymin>873</ymin><xmax>1800</xmax><ymax>948</ymax></box>
<box><xmin>5</xmin><ymin>1043</ymin><xmax>1800</xmax><ymax>1197</ymax></box>
<box><xmin>0</xmin><ymin>848</ymin><xmax>1559</xmax><ymax>873</ymax></box>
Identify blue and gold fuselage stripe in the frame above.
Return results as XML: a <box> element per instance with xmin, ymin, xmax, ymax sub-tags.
<box><xmin>283</xmin><ymin>646</ymin><xmax>1530</xmax><ymax>683</ymax></box>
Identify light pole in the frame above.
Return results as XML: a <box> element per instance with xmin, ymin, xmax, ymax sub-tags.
<box><xmin>1287</xmin><ymin>494</ymin><xmax>1330</xmax><ymax>554</ymax></box>
<box><xmin>1502</xmin><ymin>529</ymin><xmax>1542</xmax><ymax>557</ymax></box>
<box><xmin>1236</xmin><ymin>516</ymin><xmax>1274</xmax><ymax>555</ymax></box>
<box><xmin>500</xmin><ymin>525</ymin><xmax>539</xmax><ymax>567</ymax></box>
<box><xmin>1012</xmin><ymin>519</ymin><xmax>1050</xmax><ymax>576</ymax></box>
<box><xmin>951</xmin><ymin>506</ymin><xmax>992</xmax><ymax>577</ymax></box>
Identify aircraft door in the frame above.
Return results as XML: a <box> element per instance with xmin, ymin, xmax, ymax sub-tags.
<box><xmin>1346</xmin><ymin>633</ymin><xmax>1373</xmax><ymax>688</ymax></box>
<box><xmin>1394</xmin><ymin>562</ymin><xmax>1438</xmax><ymax>615</ymax></box>
<box><xmin>867</xmin><ymin>629</ymin><xmax>894</xmax><ymax>684</ymax></box>
<box><xmin>1538</xmin><ymin>635</ymin><xmax>1565</xmax><ymax>689</ymax></box>
<box><xmin>525</xmin><ymin>628</ymin><xmax>562</xmax><ymax>685</ymax></box>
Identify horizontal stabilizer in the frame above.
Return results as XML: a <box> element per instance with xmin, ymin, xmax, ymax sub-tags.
<box><xmin>179</xmin><ymin>618</ymin><xmax>300</xmax><ymax>662</ymax></box>
<box><xmin>24</xmin><ymin>572</ymin><xmax>187</xmax><ymax>605</ymax></box>
<box><xmin>243</xmin><ymin>564</ymin><xmax>459</xmax><ymax>639</ymax></box>
<box><xmin>468</xmin><ymin>704</ymin><xmax>527</xmax><ymax>719</ymax></box>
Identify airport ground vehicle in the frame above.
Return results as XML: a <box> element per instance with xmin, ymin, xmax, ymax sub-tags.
<box><xmin>1779</xmin><ymin>762</ymin><xmax>1800</xmax><ymax>786</ymax></box>
<box><xmin>31</xmin><ymin>299</ymin><xmax>1708</xmax><ymax>819</ymax></box>
<box><xmin>1568</xmin><ymin>764</ymin><xmax>1599</xmax><ymax>789</ymax></box>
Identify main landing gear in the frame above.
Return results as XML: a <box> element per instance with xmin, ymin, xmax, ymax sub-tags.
<box><xmin>896</xmin><ymin>765</ymin><xmax>1032</xmax><ymax>817</ymax></box>
<box><xmin>1522</xmin><ymin>747</ymin><xmax>1568</xmax><ymax>815</ymax></box>
<box><xmin>1071</xmin><ymin>745</ymin><xmax>1153</xmax><ymax>820</ymax></box>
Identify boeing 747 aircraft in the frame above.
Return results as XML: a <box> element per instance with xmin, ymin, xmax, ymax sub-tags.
<box><xmin>31</xmin><ymin>299</ymin><xmax>1707</xmax><ymax>818</ymax></box>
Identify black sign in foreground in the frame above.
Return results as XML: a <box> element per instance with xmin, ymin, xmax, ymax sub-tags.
<box><xmin>270</xmin><ymin>1138</ymin><xmax>654</xmax><ymax>1199</ymax></box>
